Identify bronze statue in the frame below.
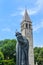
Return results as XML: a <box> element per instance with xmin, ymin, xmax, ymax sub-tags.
<box><xmin>15</xmin><ymin>32</ymin><xmax>29</xmax><ymax>65</ymax></box>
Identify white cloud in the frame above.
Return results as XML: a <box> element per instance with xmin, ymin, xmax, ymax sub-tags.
<box><xmin>34</xmin><ymin>43</ymin><xmax>43</xmax><ymax>47</ymax></box>
<box><xmin>11</xmin><ymin>9</ymin><xmax>37</xmax><ymax>16</ymax></box>
<box><xmin>36</xmin><ymin>0</ymin><xmax>43</xmax><ymax>8</ymax></box>
<box><xmin>34</xmin><ymin>40</ymin><xmax>43</xmax><ymax>47</ymax></box>
<box><xmin>2</xmin><ymin>28</ymin><xmax>18</xmax><ymax>36</ymax></box>
<box><xmin>19</xmin><ymin>9</ymin><xmax>38</xmax><ymax>16</ymax></box>
<box><xmin>2</xmin><ymin>28</ymin><xmax>11</xmax><ymax>32</ymax></box>
<box><xmin>11</xmin><ymin>0</ymin><xmax>43</xmax><ymax>16</ymax></box>
<box><xmin>19</xmin><ymin>0</ymin><xmax>43</xmax><ymax>15</ymax></box>
<box><xmin>33</xmin><ymin>20</ymin><xmax>43</xmax><ymax>32</ymax></box>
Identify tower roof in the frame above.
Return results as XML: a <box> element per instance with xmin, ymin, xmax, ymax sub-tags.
<box><xmin>22</xmin><ymin>9</ymin><xmax>31</xmax><ymax>22</ymax></box>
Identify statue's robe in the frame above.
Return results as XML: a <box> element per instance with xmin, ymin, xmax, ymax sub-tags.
<box><xmin>16</xmin><ymin>37</ymin><xmax>29</xmax><ymax>65</ymax></box>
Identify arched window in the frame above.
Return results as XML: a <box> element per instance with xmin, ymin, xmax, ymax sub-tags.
<box><xmin>26</xmin><ymin>23</ymin><xmax>28</xmax><ymax>29</ymax></box>
<box><xmin>29</xmin><ymin>24</ymin><xmax>31</xmax><ymax>29</ymax></box>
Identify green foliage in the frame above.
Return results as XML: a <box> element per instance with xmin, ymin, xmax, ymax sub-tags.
<box><xmin>0</xmin><ymin>39</ymin><xmax>16</xmax><ymax>65</ymax></box>
<box><xmin>37</xmin><ymin>48</ymin><xmax>43</xmax><ymax>65</ymax></box>
<box><xmin>0</xmin><ymin>59</ymin><xmax>15</xmax><ymax>65</ymax></box>
<box><xmin>0</xmin><ymin>39</ymin><xmax>43</xmax><ymax>65</ymax></box>
<box><xmin>34</xmin><ymin>47</ymin><xmax>43</xmax><ymax>65</ymax></box>
<box><xmin>3</xmin><ymin>59</ymin><xmax>15</xmax><ymax>65</ymax></box>
<box><xmin>0</xmin><ymin>52</ymin><xmax>4</xmax><ymax>65</ymax></box>
<box><xmin>0</xmin><ymin>39</ymin><xmax>16</xmax><ymax>59</ymax></box>
<box><xmin>0</xmin><ymin>52</ymin><xmax>4</xmax><ymax>60</ymax></box>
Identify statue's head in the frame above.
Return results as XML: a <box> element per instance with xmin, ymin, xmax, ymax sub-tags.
<box><xmin>15</xmin><ymin>32</ymin><xmax>23</xmax><ymax>42</ymax></box>
<box><xmin>16</xmin><ymin>32</ymin><xmax>22</xmax><ymax>41</ymax></box>
<box><xmin>15</xmin><ymin>32</ymin><xmax>21</xmax><ymax>37</ymax></box>
<box><xmin>15</xmin><ymin>32</ymin><xmax>22</xmax><ymax>39</ymax></box>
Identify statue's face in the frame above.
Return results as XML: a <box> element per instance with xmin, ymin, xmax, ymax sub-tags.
<box><xmin>15</xmin><ymin>32</ymin><xmax>23</xmax><ymax>42</ymax></box>
<box><xmin>17</xmin><ymin>34</ymin><xmax>22</xmax><ymax>39</ymax></box>
<box><xmin>16</xmin><ymin>32</ymin><xmax>22</xmax><ymax>38</ymax></box>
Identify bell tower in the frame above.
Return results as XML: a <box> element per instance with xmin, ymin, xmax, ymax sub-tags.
<box><xmin>21</xmin><ymin>9</ymin><xmax>34</xmax><ymax>65</ymax></box>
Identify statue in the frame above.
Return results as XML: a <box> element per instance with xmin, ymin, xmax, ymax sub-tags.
<box><xmin>15</xmin><ymin>32</ymin><xmax>29</xmax><ymax>65</ymax></box>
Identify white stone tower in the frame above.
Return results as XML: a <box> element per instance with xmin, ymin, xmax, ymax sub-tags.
<box><xmin>21</xmin><ymin>9</ymin><xmax>34</xmax><ymax>65</ymax></box>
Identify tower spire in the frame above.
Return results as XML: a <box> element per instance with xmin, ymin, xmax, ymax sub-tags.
<box><xmin>22</xmin><ymin>9</ymin><xmax>31</xmax><ymax>22</ymax></box>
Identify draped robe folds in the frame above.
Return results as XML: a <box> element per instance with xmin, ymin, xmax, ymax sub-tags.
<box><xmin>16</xmin><ymin>37</ymin><xmax>29</xmax><ymax>65</ymax></box>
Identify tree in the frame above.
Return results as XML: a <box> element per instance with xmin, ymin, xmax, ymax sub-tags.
<box><xmin>0</xmin><ymin>52</ymin><xmax>4</xmax><ymax>60</ymax></box>
<box><xmin>34</xmin><ymin>47</ymin><xmax>43</xmax><ymax>65</ymax></box>
<box><xmin>37</xmin><ymin>48</ymin><xmax>43</xmax><ymax>65</ymax></box>
<box><xmin>1</xmin><ymin>39</ymin><xmax>16</xmax><ymax>59</ymax></box>
<box><xmin>0</xmin><ymin>52</ymin><xmax>4</xmax><ymax>65</ymax></box>
<box><xmin>0</xmin><ymin>39</ymin><xmax>43</xmax><ymax>65</ymax></box>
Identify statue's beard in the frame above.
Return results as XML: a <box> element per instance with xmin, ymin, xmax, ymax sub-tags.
<box><xmin>17</xmin><ymin>35</ymin><xmax>23</xmax><ymax>40</ymax></box>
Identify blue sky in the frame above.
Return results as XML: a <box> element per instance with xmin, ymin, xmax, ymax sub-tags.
<box><xmin>0</xmin><ymin>0</ymin><xmax>43</xmax><ymax>47</ymax></box>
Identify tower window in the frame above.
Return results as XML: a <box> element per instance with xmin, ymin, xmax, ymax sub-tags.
<box><xmin>26</xmin><ymin>23</ymin><xmax>28</xmax><ymax>29</ymax></box>
<box><xmin>29</xmin><ymin>24</ymin><xmax>31</xmax><ymax>29</ymax></box>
